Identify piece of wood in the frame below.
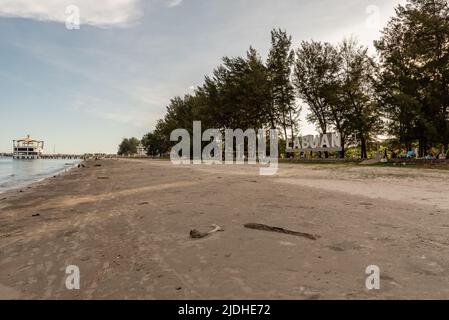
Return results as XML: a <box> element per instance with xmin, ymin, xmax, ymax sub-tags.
<box><xmin>244</xmin><ymin>223</ymin><xmax>318</xmax><ymax>240</ymax></box>
<box><xmin>190</xmin><ymin>230</ymin><xmax>209</xmax><ymax>239</ymax></box>
<box><xmin>190</xmin><ymin>224</ymin><xmax>224</xmax><ymax>239</ymax></box>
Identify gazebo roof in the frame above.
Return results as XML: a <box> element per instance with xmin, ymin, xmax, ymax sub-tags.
<box><xmin>16</xmin><ymin>135</ymin><xmax>43</xmax><ymax>143</ymax></box>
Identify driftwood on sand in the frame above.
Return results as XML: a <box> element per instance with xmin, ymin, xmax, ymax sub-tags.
<box><xmin>190</xmin><ymin>224</ymin><xmax>224</xmax><ymax>239</ymax></box>
<box><xmin>244</xmin><ymin>223</ymin><xmax>318</xmax><ymax>241</ymax></box>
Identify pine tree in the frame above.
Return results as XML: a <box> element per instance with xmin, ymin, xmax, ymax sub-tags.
<box><xmin>375</xmin><ymin>0</ymin><xmax>449</xmax><ymax>155</ymax></box>
<box><xmin>267</xmin><ymin>29</ymin><xmax>297</xmax><ymax>139</ymax></box>
<box><xmin>338</xmin><ymin>38</ymin><xmax>382</xmax><ymax>159</ymax></box>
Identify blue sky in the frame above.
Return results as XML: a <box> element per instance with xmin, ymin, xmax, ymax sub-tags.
<box><xmin>0</xmin><ymin>0</ymin><xmax>404</xmax><ymax>154</ymax></box>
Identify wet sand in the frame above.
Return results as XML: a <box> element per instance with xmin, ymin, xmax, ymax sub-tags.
<box><xmin>1</xmin><ymin>159</ymin><xmax>449</xmax><ymax>299</ymax></box>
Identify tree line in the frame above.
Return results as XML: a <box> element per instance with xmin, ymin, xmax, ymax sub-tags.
<box><xmin>119</xmin><ymin>0</ymin><xmax>449</xmax><ymax>159</ymax></box>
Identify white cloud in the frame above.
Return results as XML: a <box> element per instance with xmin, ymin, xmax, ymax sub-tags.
<box><xmin>165</xmin><ymin>0</ymin><xmax>183</xmax><ymax>8</ymax></box>
<box><xmin>0</xmin><ymin>0</ymin><xmax>143</xmax><ymax>28</ymax></box>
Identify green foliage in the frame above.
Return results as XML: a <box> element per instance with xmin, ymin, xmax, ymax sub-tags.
<box><xmin>294</xmin><ymin>38</ymin><xmax>382</xmax><ymax>158</ymax></box>
<box><xmin>338</xmin><ymin>38</ymin><xmax>383</xmax><ymax>158</ymax></box>
<box><xmin>375</xmin><ymin>0</ymin><xmax>449</xmax><ymax>156</ymax></box>
<box><xmin>141</xmin><ymin>46</ymin><xmax>278</xmax><ymax>156</ymax></box>
<box><xmin>135</xmin><ymin>2</ymin><xmax>449</xmax><ymax>159</ymax></box>
<box><xmin>211</xmin><ymin>47</ymin><xmax>274</xmax><ymax>130</ymax></box>
<box><xmin>294</xmin><ymin>40</ymin><xmax>339</xmax><ymax>135</ymax></box>
<box><xmin>118</xmin><ymin>137</ymin><xmax>140</xmax><ymax>156</ymax></box>
<box><xmin>267</xmin><ymin>29</ymin><xmax>299</xmax><ymax>137</ymax></box>
<box><xmin>141</xmin><ymin>132</ymin><xmax>164</xmax><ymax>157</ymax></box>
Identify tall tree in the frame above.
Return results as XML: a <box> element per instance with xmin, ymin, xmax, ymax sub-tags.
<box><xmin>211</xmin><ymin>47</ymin><xmax>273</xmax><ymax>131</ymax></box>
<box><xmin>338</xmin><ymin>38</ymin><xmax>383</xmax><ymax>159</ymax></box>
<box><xmin>142</xmin><ymin>132</ymin><xmax>165</xmax><ymax>157</ymax></box>
<box><xmin>118</xmin><ymin>137</ymin><xmax>141</xmax><ymax>156</ymax></box>
<box><xmin>294</xmin><ymin>39</ymin><xmax>381</xmax><ymax>158</ymax></box>
<box><xmin>267</xmin><ymin>29</ymin><xmax>297</xmax><ymax>138</ymax></box>
<box><xmin>375</xmin><ymin>0</ymin><xmax>449</xmax><ymax>156</ymax></box>
<box><xmin>294</xmin><ymin>41</ymin><xmax>338</xmax><ymax>135</ymax></box>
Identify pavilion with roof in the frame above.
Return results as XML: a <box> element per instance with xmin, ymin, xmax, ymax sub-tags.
<box><xmin>12</xmin><ymin>135</ymin><xmax>44</xmax><ymax>159</ymax></box>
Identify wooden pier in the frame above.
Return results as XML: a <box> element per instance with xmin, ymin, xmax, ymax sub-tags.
<box><xmin>1</xmin><ymin>153</ymin><xmax>82</xmax><ymax>159</ymax></box>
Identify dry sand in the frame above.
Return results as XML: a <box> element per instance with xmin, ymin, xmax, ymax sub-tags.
<box><xmin>1</xmin><ymin>159</ymin><xmax>449</xmax><ymax>299</ymax></box>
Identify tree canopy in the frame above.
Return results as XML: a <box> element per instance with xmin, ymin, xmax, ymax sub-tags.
<box><xmin>129</xmin><ymin>0</ymin><xmax>449</xmax><ymax>159</ymax></box>
<box><xmin>375</xmin><ymin>0</ymin><xmax>449</xmax><ymax>156</ymax></box>
<box><xmin>118</xmin><ymin>137</ymin><xmax>141</xmax><ymax>156</ymax></box>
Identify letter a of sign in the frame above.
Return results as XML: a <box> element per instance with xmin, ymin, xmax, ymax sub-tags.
<box><xmin>65</xmin><ymin>265</ymin><xmax>80</xmax><ymax>290</ymax></box>
<box><xmin>365</xmin><ymin>265</ymin><xmax>380</xmax><ymax>290</ymax></box>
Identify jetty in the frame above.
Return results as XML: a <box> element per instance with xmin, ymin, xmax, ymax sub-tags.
<box><xmin>7</xmin><ymin>135</ymin><xmax>86</xmax><ymax>160</ymax></box>
<box><xmin>1</xmin><ymin>152</ymin><xmax>82</xmax><ymax>159</ymax></box>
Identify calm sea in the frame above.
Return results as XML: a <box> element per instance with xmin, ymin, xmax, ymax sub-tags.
<box><xmin>0</xmin><ymin>156</ymin><xmax>80</xmax><ymax>194</ymax></box>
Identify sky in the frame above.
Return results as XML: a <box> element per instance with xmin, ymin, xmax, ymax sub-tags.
<box><xmin>0</xmin><ymin>0</ymin><xmax>405</xmax><ymax>154</ymax></box>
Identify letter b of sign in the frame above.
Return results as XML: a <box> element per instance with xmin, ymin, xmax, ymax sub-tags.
<box><xmin>365</xmin><ymin>265</ymin><xmax>380</xmax><ymax>290</ymax></box>
<box><xmin>65</xmin><ymin>265</ymin><xmax>80</xmax><ymax>290</ymax></box>
<box><xmin>65</xmin><ymin>5</ymin><xmax>80</xmax><ymax>30</ymax></box>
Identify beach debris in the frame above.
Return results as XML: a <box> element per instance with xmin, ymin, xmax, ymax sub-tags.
<box><xmin>94</xmin><ymin>164</ymin><xmax>102</xmax><ymax>167</ymax></box>
<box><xmin>0</xmin><ymin>197</ymin><xmax>6</xmax><ymax>201</ymax></box>
<box><xmin>32</xmin><ymin>213</ymin><xmax>40</xmax><ymax>217</ymax></box>
<box><xmin>138</xmin><ymin>202</ymin><xmax>149</xmax><ymax>206</ymax></box>
<box><xmin>77</xmin><ymin>163</ymin><xmax>86</xmax><ymax>168</ymax></box>
<box><xmin>190</xmin><ymin>224</ymin><xmax>224</xmax><ymax>239</ymax></box>
<box><xmin>97</xmin><ymin>176</ymin><xmax>109</xmax><ymax>180</ymax></box>
<box><xmin>244</xmin><ymin>223</ymin><xmax>318</xmax><ymax>241</ymax></box>
<box><xmin>360</xmin><ymin>159</ymin><xmax>381</xmax><ymax>165</ymax></box>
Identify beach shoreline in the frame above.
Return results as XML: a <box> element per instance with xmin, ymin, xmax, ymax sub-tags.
<box><xmin>1</xmin><ymin>159</ymin><xmax>449</xmax><ymax>299</ymax></box>
<box><xmin>0</xmin><ymin>158</ymin><xmax>81</xmax><ymax>196</ymax></box>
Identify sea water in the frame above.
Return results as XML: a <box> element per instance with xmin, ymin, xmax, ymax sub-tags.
<box><xmin>0</xmin><ymin>156</ymin><xmax>80</xmax><ymax>194</ymax></box>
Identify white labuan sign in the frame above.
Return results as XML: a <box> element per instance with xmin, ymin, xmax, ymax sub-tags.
<box><xmin>286</xmin><ymin>133</ymin><xmax>342</xmax><ymax>152</ymax></box>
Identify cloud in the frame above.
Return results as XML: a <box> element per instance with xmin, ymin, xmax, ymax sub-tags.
<box><xmin>165</xmin><ymin>0</ymin><xmax>183</xmax><ymax>8</ymax></box>
<box><xmin>0</xmin><ymin>0</ymin><xmax>143</xmax><ymax>28</ymax></box>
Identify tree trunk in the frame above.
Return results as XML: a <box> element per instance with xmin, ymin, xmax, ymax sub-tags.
<box><xmin>289</xmin><ymin>110</ymin><xmax>295</xmax><ymax>141</ymax></box>
<box><xmin>340</xmin><ymin>135</ymin><xmax>345</xmax><ymax>158</ymax></box>
<box><xmin>361</xmin><ymin>137</ymin><xmax>367</xmax><ymax>159</ymax></box>
<box><xmin>282</xmin><ymin>111</ymin><xmax>288</xmax><ymax>151</ymax></box>
<box><xmin>419</xmin><ymin>138</ymin><xmax>427</xmax><ymax>158</ymax></box>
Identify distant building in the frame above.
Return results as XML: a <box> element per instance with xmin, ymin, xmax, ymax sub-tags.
<box><xmin>136</xmin><ymin>143</ymin><xmax>146</xmax><ymax>156</ymax></box>
<box><xmin>13</xmin><ymin>135</ymin><xmax>44</xmax><ymax>159</ymax></box>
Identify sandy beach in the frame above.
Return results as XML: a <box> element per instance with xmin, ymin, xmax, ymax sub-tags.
<box><xmin>1</xmin><ymin>159</ymin><xmax>449</xmax><ymax>299</ymax></box>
